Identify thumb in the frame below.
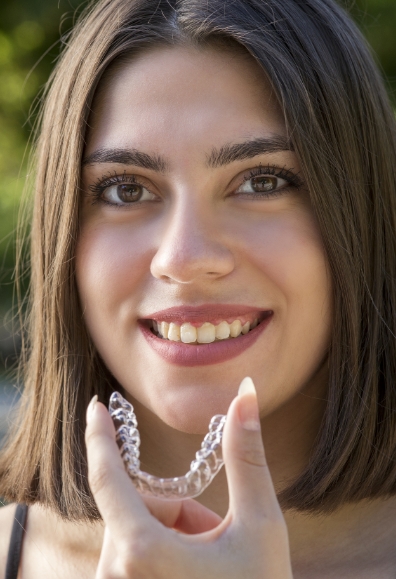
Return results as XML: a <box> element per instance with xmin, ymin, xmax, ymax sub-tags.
<box><xmin>222</xmin><ymin>377</ymin><xmax>281</xmax><ymax>523</ymax></box>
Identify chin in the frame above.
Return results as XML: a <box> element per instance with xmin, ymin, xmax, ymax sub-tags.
<box><xmin>141</xmin><ymin>386</ymin><xmax>234</xmax><ymax>434</ymax></box>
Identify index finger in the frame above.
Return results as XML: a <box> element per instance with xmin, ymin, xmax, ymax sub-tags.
<box><xmin>85</xmin><ymin>396</ymin><xmax>156</xmax><ymax>542</ymax></box>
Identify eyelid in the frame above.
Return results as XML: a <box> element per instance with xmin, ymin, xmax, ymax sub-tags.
<box><xmin>90</xmin><ymin>171</ymin><xmax>155</xmax><ymax>191</ymax></box>
<box><xmin>86</xmin><ymin>164</ymin><xmax>303</xmax><ymax>205</ymax></box>
<box><xmin>88</xmin><ymin>171</ymin><xmax>160</xmax><ymax>206</ymax></box>
<box><xmin>229</xmin><ymin>163</ymin><xmax>303</xmax><ymax>196</ymax></box>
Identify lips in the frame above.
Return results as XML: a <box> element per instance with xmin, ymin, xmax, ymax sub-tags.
<box><xmin>140</xmin><ymin>304</ymin><xmax>268</xmax><ymax>324</ymax></box>
<box><xmin>139</xmin><ymin>305</ymin><xmax>273</xmax><ymax>366</ymax></box>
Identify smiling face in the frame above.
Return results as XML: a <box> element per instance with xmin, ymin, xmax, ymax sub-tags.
<box><xmin>77</xmin><ymin>44</ymin><xmax>332</xmax><ymax>434</ymax></box>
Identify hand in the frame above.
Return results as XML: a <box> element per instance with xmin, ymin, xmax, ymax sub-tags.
<box><xmin>85</xmin><ymin>378</ymin><xmax>293</xmax><ymax>578</ymax></box>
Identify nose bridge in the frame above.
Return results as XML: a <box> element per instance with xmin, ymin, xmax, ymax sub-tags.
<box><xmin>150</xmin><ymin>196</ymin><xmax>235</xmax><ymax>283</ymax></box>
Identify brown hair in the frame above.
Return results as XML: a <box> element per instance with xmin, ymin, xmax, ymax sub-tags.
<box><xmin>1</xmin><ymin>0</ymin><xmax>396</xmax><ymax>520</ymax></box>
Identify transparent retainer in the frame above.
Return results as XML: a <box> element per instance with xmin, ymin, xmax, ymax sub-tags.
<box><xmin>109</xmin><ymin>391</ymin><xmax>226</xmax><ymax>500</ymax></box>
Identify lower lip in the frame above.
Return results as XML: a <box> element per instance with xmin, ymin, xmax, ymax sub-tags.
<box><xmin>139</xmin><ymin>314</ymin><xmax>273</xmax><ymax>367</ymax></box>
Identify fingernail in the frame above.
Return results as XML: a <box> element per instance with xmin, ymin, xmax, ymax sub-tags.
<box><xmin>87</xmin><ymin>395</ymin><xmax>98</xmax><ymax>424</ymax></box>
<box><xmin>238</xmin><ymin>377</ymin><xmax>261</xmax><ymax>431</ymax></box>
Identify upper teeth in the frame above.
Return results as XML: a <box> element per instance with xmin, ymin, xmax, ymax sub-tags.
<box><xmin>152</xmin><ymin>319</ymin><xmax>259</xmax><ymax>344</ymax></box>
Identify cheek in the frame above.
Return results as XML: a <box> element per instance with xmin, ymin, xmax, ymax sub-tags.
<box><xmin>240</xmin><ymin>208</ymin><xmax>330</xmax><ymax>293</ymax></box>
<box><xmin>75</xmin><ymin>220</ymin><xmax>152</xmax><ymax>331</ymax></box>
<box><xmin>272</xmin><ymin>221</ymin><xmax>329</xmax><ymax>307</ymax></box>
<box><xmin>239</xmin><ymin>209</ymin><xmax>332</xmax><ymax>375</ymax></box>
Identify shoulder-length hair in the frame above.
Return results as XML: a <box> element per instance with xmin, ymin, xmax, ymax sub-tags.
<box><xmin>1</xmin><ymin>0</ymin><xmax>396</xmax><ymax>520</ymax></box>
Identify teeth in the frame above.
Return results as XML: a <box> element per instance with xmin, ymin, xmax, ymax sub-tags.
<box><xmin>152</xmin><ymin>317</ymin><xmax>261</xmax><ymax>343</ymax></box>
<box><xmin>197</xmin><ymin>322</ymin><xmax>216</xmax><ymax>343</ymax></box>
<box><xmin>180</xmin><ymin>323</ymin><xmax>197</xmax><ymax>343</ymax></box>
<box><xmin>241</xmin><ymin>321</ymin><xmax>250</xmax><ymax>334</ymax></box>
<box><xmin>230</xmin><ymin>320</ymin><xmax>242</xmax><ymax>338</ymax></box>
<box><xmin>215</xmin><ymin>321</ymin><xmax>230</xmax><ymax>340</ymax></box>
<box><xmin>168</xmin><ymin>322</ymin><xmax>181</xmax><ymax>341</ymax></box>
<box><xmin>160</xmin><ymin>321</ymin><xmax>169</xmax><ymax>339</ymax></box>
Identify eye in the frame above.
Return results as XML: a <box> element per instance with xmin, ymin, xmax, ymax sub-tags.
<box><xmin>103</xmin><ymin>181</ymin><xmax>157</xmax><ymax>205</ymax></box>
<box><xmin>236</xmin><ymin>174</ymin><xmax>288</xmax><ymax>196</ymax></box>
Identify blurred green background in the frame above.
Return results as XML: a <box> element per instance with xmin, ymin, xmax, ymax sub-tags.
<box><xmin>0</xmin><ymin>0</ymin><xmax>83</xmax><ymax>381</ymax></box>
<box><xmin>0</xmin><ymin>0</ymin><xmax>395</xmax><ymax>384</ymax></box>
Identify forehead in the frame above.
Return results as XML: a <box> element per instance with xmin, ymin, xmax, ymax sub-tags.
<box><xmin>85</xmin><ymin>45</ymin><xmax>286</xmax><ymax>161</ymax></box>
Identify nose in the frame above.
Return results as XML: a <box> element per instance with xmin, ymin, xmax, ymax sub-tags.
<box><xmin>150</xmin><ymin>202</ymin><xmax>235</xmax><ymax>284</ymax></box>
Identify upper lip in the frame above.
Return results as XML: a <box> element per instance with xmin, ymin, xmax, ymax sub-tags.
<box><xmin>139</xmin><ymin>304</ymin><xmax>270</xmax><ymax>325</ymax></box>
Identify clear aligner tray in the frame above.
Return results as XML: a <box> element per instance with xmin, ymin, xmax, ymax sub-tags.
<box><xmin>109</xmin><ymin>391</ymin><xmax>226</xmax><ymax>500</ymax></box>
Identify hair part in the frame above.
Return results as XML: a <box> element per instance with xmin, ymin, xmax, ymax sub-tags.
<box><xmin>1</xmin><ymin>0</ymin><xmax>396</xmax><ymax>519</ymax></box>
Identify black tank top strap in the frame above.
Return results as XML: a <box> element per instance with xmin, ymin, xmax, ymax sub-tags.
<box><xmin>5</xmin><ymin>504</ymin><xmax>28</xmax><ymax>579</ymax></box>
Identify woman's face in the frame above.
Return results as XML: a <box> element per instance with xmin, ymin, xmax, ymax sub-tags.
<box><xmin>77</xmin><ymin>45</ymin><xmax>332</xmax><ymax>433</ymax></box>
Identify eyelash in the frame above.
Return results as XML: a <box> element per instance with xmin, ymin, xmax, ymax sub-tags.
<box><xmin>88</xmin><ymin>165</ymin><xmax>303</xmax><ymax>207</ymax></box>
<box><xmin>89</xmin><ymin>172</ymin><xmax>144</xmax><ymax>206</ymax></box>
<box><xmin>236</xmin><ymin>164</ymin><xmax>303</xmax><ymax>198</ymax></box>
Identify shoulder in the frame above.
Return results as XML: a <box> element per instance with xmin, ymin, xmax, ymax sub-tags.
<box><xmin>0</xmin><ymin>503</ymin><xmax>17</xmax><ymax>579</ymax></box>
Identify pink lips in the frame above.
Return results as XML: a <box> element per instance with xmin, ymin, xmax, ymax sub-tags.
<box><xmin>139</xmin><ymin>304</ymin><xmax>273</xmax><ymax>367</ymax></box>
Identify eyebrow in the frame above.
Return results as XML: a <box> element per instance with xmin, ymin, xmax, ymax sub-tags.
<box><xmin>207</xmin><ymin>136</ymin><xmax>294</xmax><ymax>168</ymax></box>
<box><xmin>82</xmin><ymin>135</ymin><xmax>293</xmax><ymax>172</ymax></box>
<box><xmin>82</xmin><ymin>147</ymin><xmax>168</xmax><ymax>172</ymax></box>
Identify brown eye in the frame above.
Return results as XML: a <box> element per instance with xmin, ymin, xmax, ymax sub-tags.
<box><xmin>251</xmin><ymin>176</ymin><xmax>278</xmax><ymax>193</ymax></box>
<box><xmin>101</xmin><ymin>179</ymin><xmax>157</xmax><ymax>205</ymax></box>
<box><xmin>117</xmin><ymin>183</ymin><xmax>143</xmax><ymax>203</ymax></box>
<box><xmin>236</xmin><ymin>173</ymin><xmax>288</xmax><ymax>197</ymax></box>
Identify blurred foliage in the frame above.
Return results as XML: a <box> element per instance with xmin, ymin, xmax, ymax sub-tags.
<box><xmin>0</xmin><ymin>0</ymin><xmax>81</xmax><ymax>291</ymax></box>
<box><xmin>0</xmin><ymin>0</ymin><xmax>83</xmax><ymax>370</ymax></box>
<box><xmin>0</xmin><ymin>0</ymin><xmax>395</xmax><ymax>368</ymax></box>
<box><xmin>351</xmin><ymin>0</ymin><xmax>396</xmax><ymax>100</ymax></box>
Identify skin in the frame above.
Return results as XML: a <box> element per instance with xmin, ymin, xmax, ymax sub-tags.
<box><xmin>1</xmin><ymin>44</ymin><xmax>396</xmax><ymax>578</ymax></box>
<box><xmin>77</xmin><ymin>44</ymin><xmax>331</xmax><ymax>498</ymax></box>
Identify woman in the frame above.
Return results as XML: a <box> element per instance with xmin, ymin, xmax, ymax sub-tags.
<box><xmin>1</xmin><ymin>0</ymin><xmax>396</xmax><ymax>576</ymax></box>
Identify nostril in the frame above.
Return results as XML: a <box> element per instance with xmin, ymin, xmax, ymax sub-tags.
<box><xmin>150</xmin><ymin>233</ymin><xmax>235</xmax><ymax>283</ymax></box>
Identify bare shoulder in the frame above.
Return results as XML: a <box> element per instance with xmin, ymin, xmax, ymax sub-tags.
<box><xmin>0</xmin><ymin>503</ymin><xmax>17</xmax><ymax>579</ymax></box>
